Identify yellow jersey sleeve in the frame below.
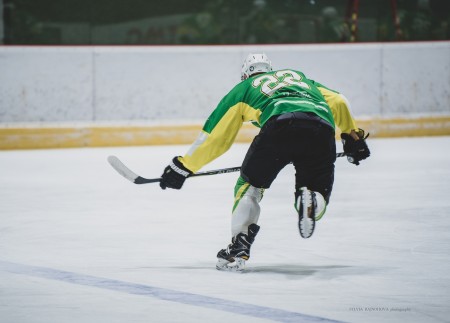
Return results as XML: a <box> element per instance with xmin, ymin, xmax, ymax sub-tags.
<box><xmin>180</xmin><ymin>102</ymin><xmax>261</xmax><ymax>173</ymax></box>
<box><xmin>317</xmin><ymin>87</ymin><xmax>358</xmax><ymax>134</ymax></box>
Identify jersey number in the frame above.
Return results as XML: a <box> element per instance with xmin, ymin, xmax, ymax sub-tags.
<box><xmin>252</xmin><ymin>70</ymin><xmax>310</xmax><ymax>97</ymax></box>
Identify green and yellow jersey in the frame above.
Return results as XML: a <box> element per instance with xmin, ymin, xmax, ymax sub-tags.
<box><xmin>180</xmin><ymin>69</ymin><xmax>358</xmax><ymax>172</ymax></box>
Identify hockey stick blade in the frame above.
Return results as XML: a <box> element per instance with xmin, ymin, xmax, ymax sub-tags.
<box><xmin>107</xmin><ymin>156</ymin><xmax>160</xmax><ymax>184</ymax></box>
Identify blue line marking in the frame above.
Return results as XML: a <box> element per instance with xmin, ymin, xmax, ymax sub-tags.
<box><xmin>0</xmin><ymin>260</ymin><xmax>343</xmax><ymax>323</ymax></box>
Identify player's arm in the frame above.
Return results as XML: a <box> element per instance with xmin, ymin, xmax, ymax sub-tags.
<box><xmin>312</xmin><ymin>83</ymin><xmax>357</xmax><ymax>133</ymax></box>
<box><xmin>180</xmin><ymin>103</ymin><xmax>245</xmax><ymax>173</ymax></box>
<box><xmin>180</xmin><ymin>100</ymin><xmax>260</xmax><ymax>172</ymax></box>
<box><xmin>159</xmin><ymin>101</ymin><xmax>243</xmax><ymax>190</ymax></box>
<box><xmin>313</xmin><ymin>82</ymin><xmax>370</xmax><ymax>165</ymax></box>
<box><xmin>159</xmin><ymin>93</ymin><xmax>260</xmax><ymax>190</ymax></box>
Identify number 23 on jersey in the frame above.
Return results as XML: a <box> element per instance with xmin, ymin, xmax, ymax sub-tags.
<box><xmin>252</xmin><ymin>70</ymin><xmax>310</xmax><ymax>97</ymax></box>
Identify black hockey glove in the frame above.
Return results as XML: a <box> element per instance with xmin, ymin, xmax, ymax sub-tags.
<box><xmin>160</xmin><ymin>157</ymin><xmax>193</xmax><ymax>190</ymax></box>
<box><xmin>341</xmin><ymin>129</ymin><xmax>370</xmax><ymax>166</ymax></box>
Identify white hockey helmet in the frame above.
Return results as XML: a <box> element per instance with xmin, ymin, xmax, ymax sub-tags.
<box><xmin>241</xmin><ymin>53</ymin><xmax>272</xmax><ymax>81</ymax></box>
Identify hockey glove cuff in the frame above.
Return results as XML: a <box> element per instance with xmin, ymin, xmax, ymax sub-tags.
<box><xmin>160</xmin><ymin>157</ymin><xmax>193</xmax><ymax>190</ymax></box>
<box><xmin>341</xmin><ymin>129</ymin><xmax>370</xmax><ymax>166</ymax></box>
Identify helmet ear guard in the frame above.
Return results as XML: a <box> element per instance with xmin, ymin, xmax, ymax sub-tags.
<box><xmin>241</xmin><ymin>53</ymin><xmax>272</xmax><ymax>81</ymax></box>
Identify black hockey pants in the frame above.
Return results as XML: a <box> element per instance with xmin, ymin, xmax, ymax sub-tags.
<box><xmin>240</xmin><ymin>111</ymin><xmax>336</xmax><ymax>203</ymax></box>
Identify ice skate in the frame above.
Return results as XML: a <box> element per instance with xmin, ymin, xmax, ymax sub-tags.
<box><xmin>296</xmin><ymin>187</ymin><xmax>316</xmax><ymax>239</ymax></box>
<box><xmin>216</xmin><ymin>223</ymin><xmax>260</xmax><ymax>272</ymax></box>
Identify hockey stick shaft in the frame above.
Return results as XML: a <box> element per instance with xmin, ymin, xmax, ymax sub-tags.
<box><xmin>108</xmin><ymin>152</ymin><xmax>347</xmax><ymax>185</ymax></box>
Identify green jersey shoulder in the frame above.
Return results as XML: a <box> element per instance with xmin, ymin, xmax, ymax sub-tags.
<box><xmin>204</xmin><ymin>69</ymin><xmax>335</xmax><ymax>133</ymax></box>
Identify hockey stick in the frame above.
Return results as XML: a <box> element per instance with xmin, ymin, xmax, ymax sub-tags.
<box><xmin>108</xmin><ymin>152</ymin><xmax>347</xmax><ymax>185</ymax></box>
<box><xmin>107</xmin><ymin>156</ymin><xmax>241</xmax><ymax>184</ymax></box>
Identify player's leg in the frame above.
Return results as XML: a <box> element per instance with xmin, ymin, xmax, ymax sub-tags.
<box><xmin>231</xmin><ymin>177</ymin><xmax>264</xmax><ymax>236</ymax></box>
<box><xmin>240</xmin><ymin>121</ymin><xmax>292</xmax><ymax>188</ymax></box>
<box><xmin>216</xmin><ymin>177</ymin><xmax>267</xmax><ymax>271</ymax></box>
<box><xmin>217</xmin><ymin>120</ymin><xmax>290</xmax><ymax>271</ymax></box>
<box><xmin>234</xmin><ymin>118</ymin><xmax>291</xmax><ymax>230</ymax></box>
<box><xmin>294</xmin><ymin>167</ymin><xmax>333</xmax><ymax>221</ymax></box>
<box><xmin>293</xmin><ymin>123</ymin><xmax>336</xmax><ymax>237</ymax></box>
<box><xmin>295</xmin><ymin>186</ymin><xmax>327</xmax><ymax>238</ymax></box>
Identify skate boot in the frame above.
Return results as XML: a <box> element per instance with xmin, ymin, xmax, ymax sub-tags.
<box><xmin>296</xmin><ymin>187</ymin><xmax>317</xmax><ymax>239</ymax></box>
<box><xmin>216</xmin><ymin>223</ymin><xmax>260</xmax><ymax>272</ymax></box>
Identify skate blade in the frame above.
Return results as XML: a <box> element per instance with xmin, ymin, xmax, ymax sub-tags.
<box><xmin>299</xmin><ymin>216</ymin><xmax>315</xmax><ymax>238</ymax></box>
<box><xmin>216</xmin><ymin>258</ymin><xmax>246</xmax><ymax>272</ymax></box>
<box><xmin>299</xmin><ymin>188</ymin><xmax>315</xmax><ymax>239</ymax></box>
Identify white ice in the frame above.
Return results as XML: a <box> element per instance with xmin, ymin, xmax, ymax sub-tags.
<box><xmin>1</xmin><ymin>136</ymin><xmax>449</xmax><ymax>323</ymax></box>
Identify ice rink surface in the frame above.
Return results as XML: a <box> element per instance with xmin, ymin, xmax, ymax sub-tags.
<box><xmin>1</xmin><ymin>136</ymin><xmax>449</xmax><ymax>323</ymax></box>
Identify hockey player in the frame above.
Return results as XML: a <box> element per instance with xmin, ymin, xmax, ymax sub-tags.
<box><xmin>159</xmin><ymin>53</ymin><xmax>370</xmax><ymax>271</ymax></box>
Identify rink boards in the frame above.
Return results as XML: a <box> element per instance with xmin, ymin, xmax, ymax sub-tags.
<box><xmin>1</xmin><ymin>115</ymin><xmax>450</xmax><ymax>149</ymax></box>
<box><xmin>1</xmin><ymin>42</ymin><xmax>449</xmax><ymax>150</ymax></box>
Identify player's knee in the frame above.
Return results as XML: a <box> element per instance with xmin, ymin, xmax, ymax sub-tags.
<box><xmin>233</xmin><ymin>177</ymin><xmax>264</xmax><ymax>204</ymax></box>
<box><xmin>232</xmin><ymin>177</ymin><xmax>264</xmax><ymax>235</ymax></box>
<box><xmin>233</xmin><ymin>178</ymin><xmax>264</xmax><ymax>216</ymax></box>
